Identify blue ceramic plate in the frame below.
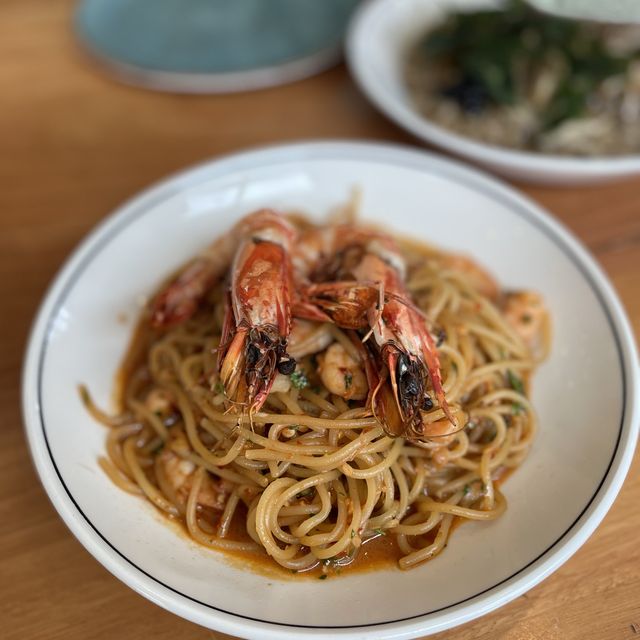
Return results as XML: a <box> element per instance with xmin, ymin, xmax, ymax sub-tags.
<box><xmin>76</xmin><ymin>0</ymin><xmax>359</xmax><ymax>92</ymax></box>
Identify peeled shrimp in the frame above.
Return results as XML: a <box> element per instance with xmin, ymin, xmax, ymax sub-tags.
<box><xmin>318</xmin><ymin>342</ymin><xmax>368</xmax><ymax>401</ymax></box>
<box><xmin>503</xmin><ymin>291</ymin><xmax>549</xmax><ymax>359</ymax></box>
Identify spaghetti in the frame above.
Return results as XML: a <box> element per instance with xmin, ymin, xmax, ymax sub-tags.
<box><xmin>82</xmin><ymin>212</ymin><xmax>550</xmax><ymax>575</ymax></box>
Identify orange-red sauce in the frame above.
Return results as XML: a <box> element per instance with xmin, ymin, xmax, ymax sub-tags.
<box><xmin>113</xmin><ymin>308</ymin><xmax>514</xmax><ymax>579</ymax></box>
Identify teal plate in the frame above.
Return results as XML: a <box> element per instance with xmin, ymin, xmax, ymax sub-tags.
<box><xmin>76</xmin><ymin>0</ymin><xmax>360</xmax><ymax>92</ymax></box>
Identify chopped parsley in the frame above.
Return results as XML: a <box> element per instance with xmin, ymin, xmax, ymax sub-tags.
<box><xmin>507</xmin><ymin>370</ymin><xmax>525</xmax><ymax>395</ymax></box>
<box><xmin>213</xmin><ymin>381</ymin><xmax>225</xmax><ymax>394</ymax></box>
<box><xmin>373</xmin><ymin>528</ymin><xmax>386</xmax><ymax>536</ymax></box>
<box><xmin>350</xmin><ymin>529</ymin><xmax>356</xmax><ymax>538</ymax></box>
<box><xmin>344</xmin><ymin>371</ymin><xmax>353</xmax><ymax>390</ymax></box>
<box><xmin>462</xmin><ymin>484</ymin><xmax>471</xmax><ymax>496</ymax></box>
<box><xmin>290</xmin><ymin>370</ymin><xmax>309</xmax><ymax>390</ymax></box>
<box><xmin>512</xmin><ymin>402</ymin><xmax>524</xmax><ymax>415</ymax></box>
<box><xmin>318</xmin><ymin>574</ymin><xmax>328</xmax><ymax>580</ymax></box>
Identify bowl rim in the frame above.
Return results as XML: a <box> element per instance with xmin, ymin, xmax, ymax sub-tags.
<box><xmin>345</xmin><ymin>0</ymin><xmax>640</xmax><ymax>178</ymax></box>
<box><xmin>22</xmin><ymin>140</ymin><xmax>640</xmax><ymax>639</ymax></box>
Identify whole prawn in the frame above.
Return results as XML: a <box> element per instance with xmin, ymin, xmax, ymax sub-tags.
<box><xmin>150</xmin><ymin>209</ymin><xmax>297</xmax><ymax>414</ymax></box>
<box><xmin>293</xmin><ymin>224</ymin><xmax>456</xmax><ymax>438</ymax></box>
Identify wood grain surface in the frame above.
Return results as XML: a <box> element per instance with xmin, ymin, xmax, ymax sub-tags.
<box><xmin>2</xmin><ymin>2</ymin><xmax>639</xmax><ymax>639</ymax></box>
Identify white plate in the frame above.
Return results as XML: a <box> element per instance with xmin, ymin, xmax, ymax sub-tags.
<box><xmin>23</xmin><ymin>141</ymin><xmax>639</xmax><ymax>639</ymax></box>
<box><xmin>346</xmin><ymin>0</ymin><xmax>640</xmax><ymax>185</ymax></box>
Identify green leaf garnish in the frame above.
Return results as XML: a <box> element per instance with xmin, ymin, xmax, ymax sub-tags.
<box><xmin>213</xmin><ymin>381</ymin><xmax>224</xmax><ymax>394</ymax></box>
<box><xmin>422</xmin><ymin>0</ymin><xmax>633</xmax><ymax>128</ymax></box>
<box><xmin>290</xmin><ymin>370</ymin><xmax>309</xmax><ymax>390</ymax></box>
<box><xmin>344</xmin><ymin>372</ymin><xmax>353</xmax><ymax>390</ymax></box>
<box><xmin>507</xmin><ymin>370</ymin><xmax>525</xmax><ymax>395</ymax></box>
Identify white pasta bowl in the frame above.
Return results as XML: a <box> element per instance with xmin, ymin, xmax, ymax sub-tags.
<box><xmin>23</xmin><ymin>141</ymin><xmax>639</xmax><ymax>639</ymax></box>
<box><xmin>346</xmin><ymin>0</ymin><xmax>640</xmax><ymax>185</ymax></box>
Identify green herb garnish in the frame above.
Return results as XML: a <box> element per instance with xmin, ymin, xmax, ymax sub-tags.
<box><xmin>507</xmin><ymin>370</ymin><xmax>525</xmax><ymax>395</ymax></box>
<box><xmin>373</xmin><ymin>528</ymin><xmax>386</xmax><ymax>537</ymax></box>
<box><xmin>296</xmin><ymin>487</ymin><xmax>314</xmax><ymax>500</ymax></box>
<box><xmin>422</xmin><ymin>0</ymin><xmax>633</xmax><ymax>128</ymax></box>
<box><xmin>463</xmin><ymin>484</ymin><xmax>471</xmax><ymax>496</ymax></box>
<box><xmin>290</xmin><ymin>370</ymin><xmax>309</xmax><ymax>390</ymax></box>
<box><xmin>344</xmin><ymin>372</ymin><xmax>353</xmax><ymax>390</ymax></box>
<box><xmin>213</xmin><ymin>381</ymin><xmax>225</xmax><ymax>394</ymax></box>
<box><xmin>318</xmin><ymin>574</ymin><xmax>328</xmax><ymax>580</ymax></box>
<box><xmin>512</xmin><ymin>402</ymin><xmax>524</xmax><ymax>415</ymax></box>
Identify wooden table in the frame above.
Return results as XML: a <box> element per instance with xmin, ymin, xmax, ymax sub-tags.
<box><xmin>3</xmin><ymin>2</ymin><xmax>639</xmax><ymax>638</ymax></box>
